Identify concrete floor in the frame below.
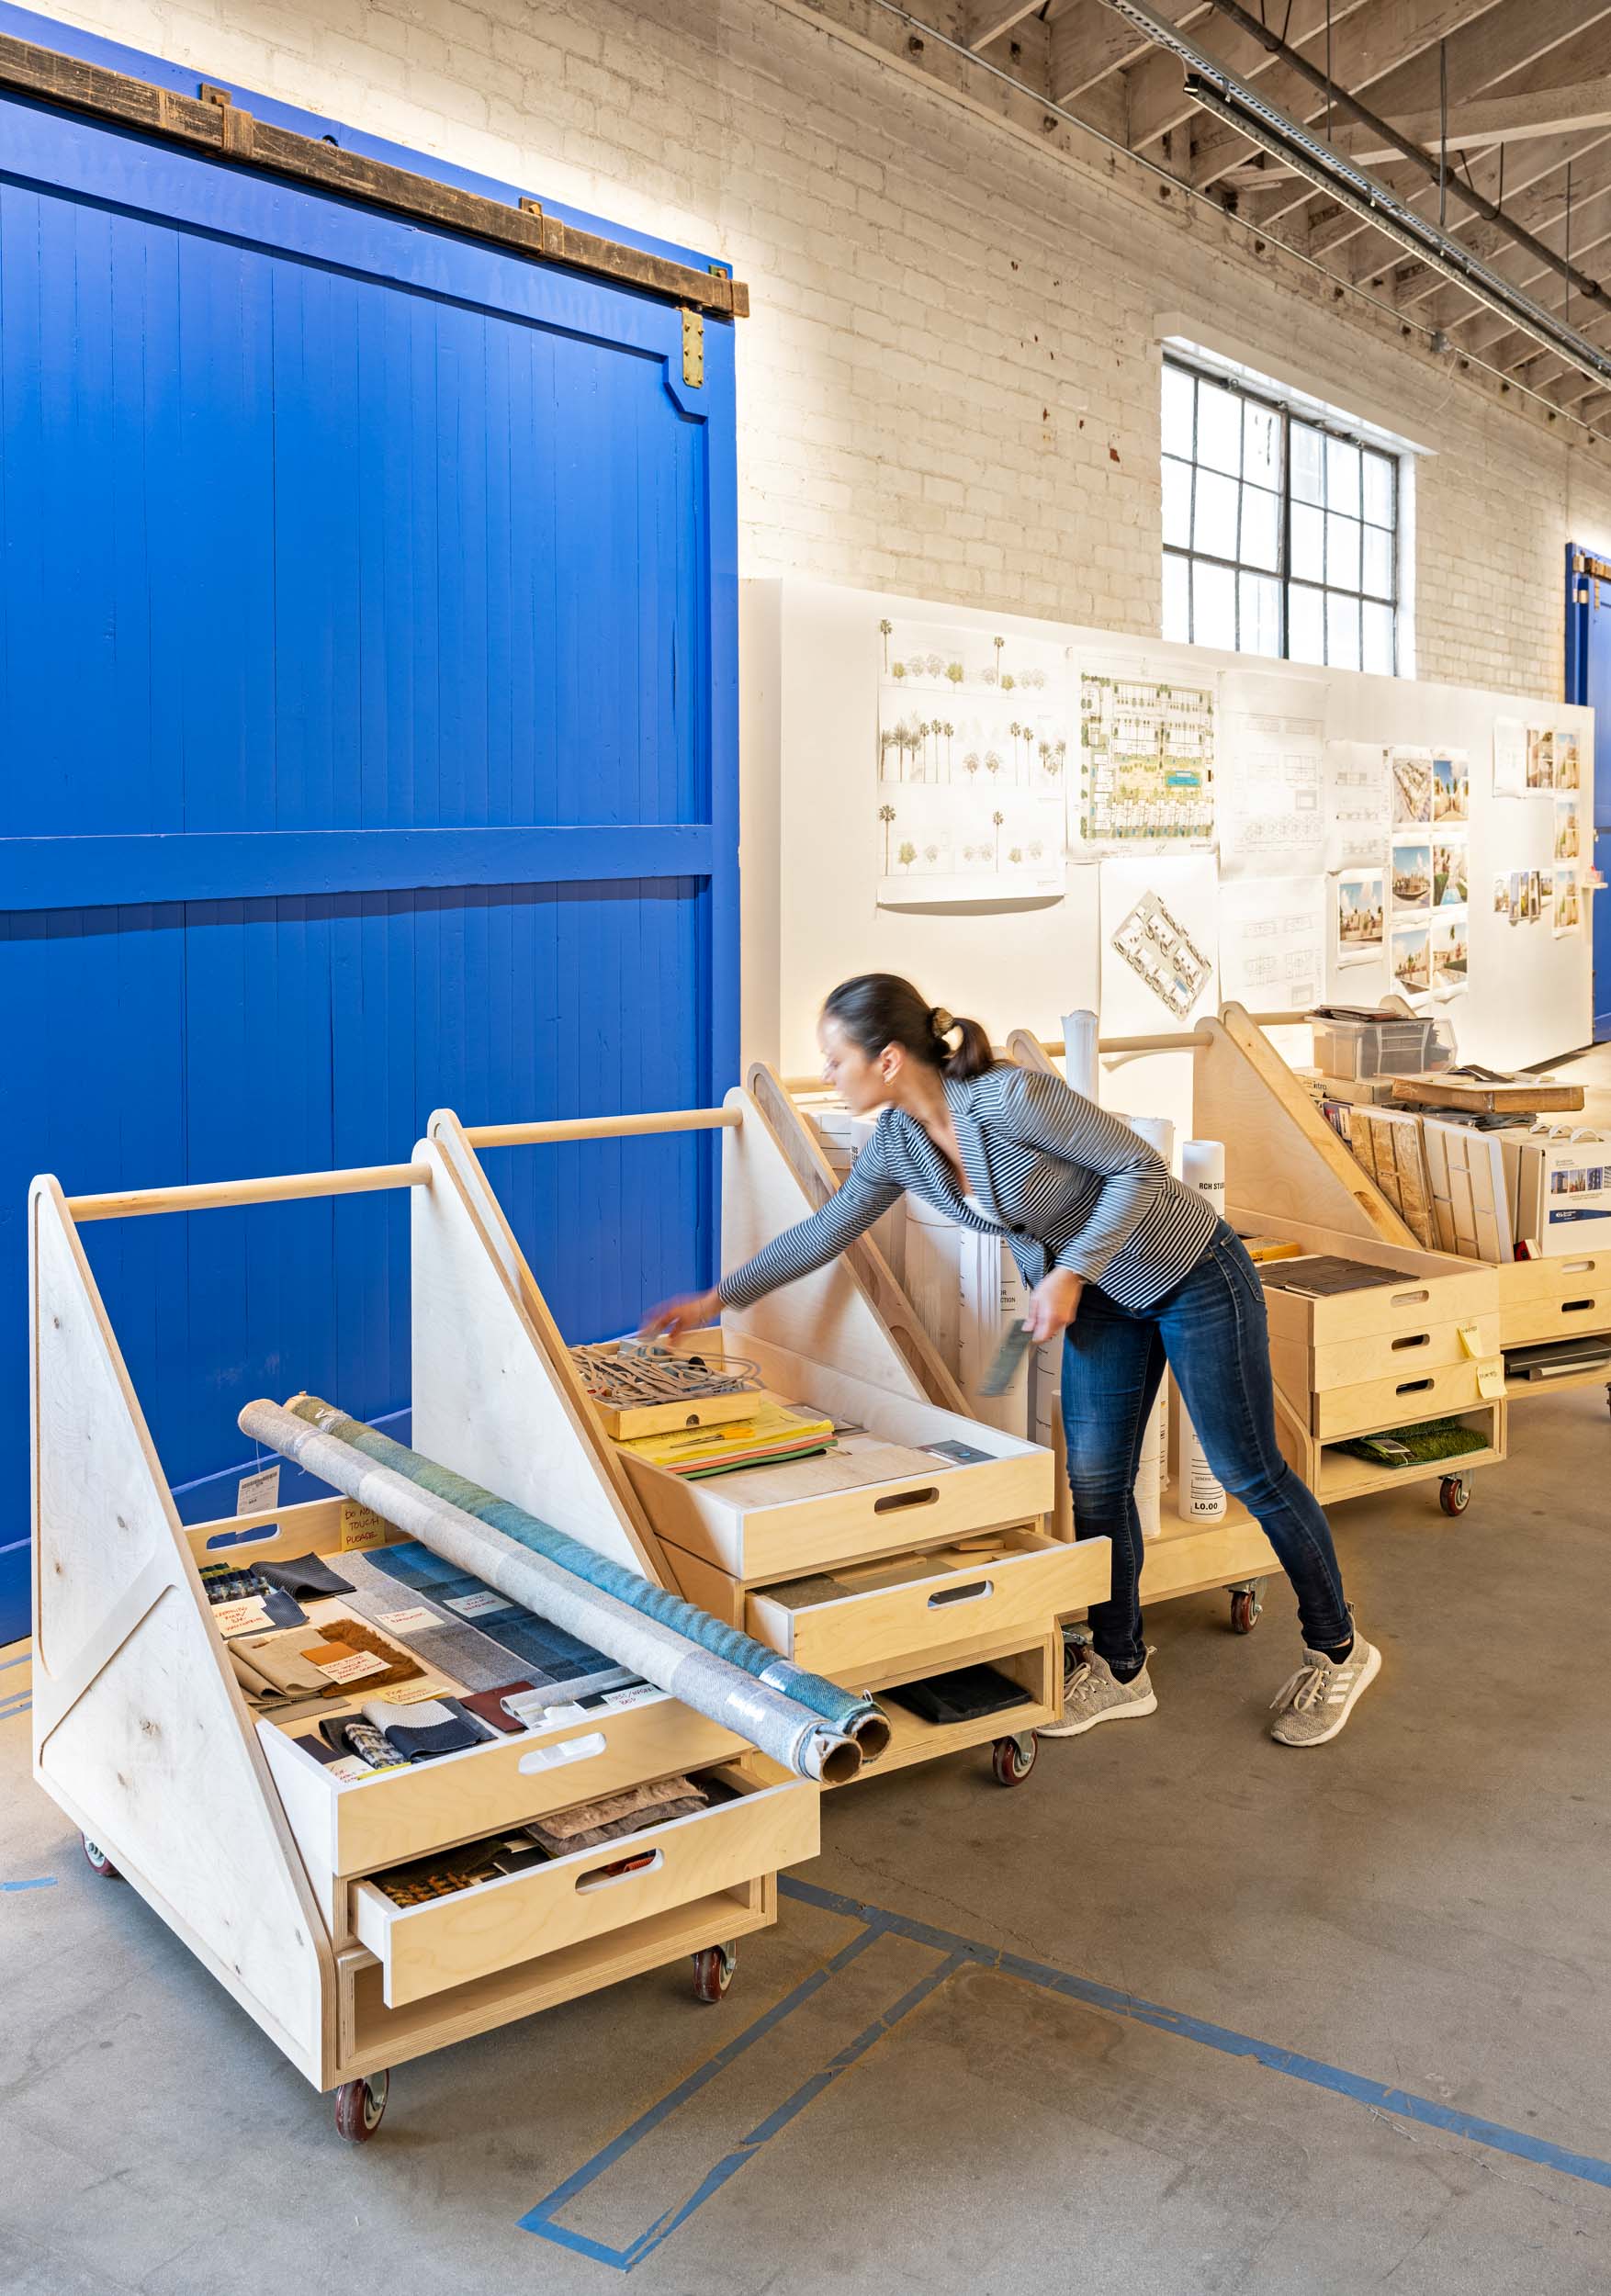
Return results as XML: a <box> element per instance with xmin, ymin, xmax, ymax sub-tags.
<box><xmin>5</xmin><ymin>1055</ymin><xmax>1611</xmax><ymax>2294</ymax></box>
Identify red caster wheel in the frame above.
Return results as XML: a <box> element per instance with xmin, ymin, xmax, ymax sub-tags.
<box><xmin>1439</xmin><ymin>1474</ymin><xmax>1471</xmax><ymax>1517</ymax></box>
<box><xmin>991</xmin><ymin>1732</ymin><xmax>1038</xmax><ymax>1787</ymax></box>
<box><xmin>333</xmin><ymin>2071</ymin><xmax>389</xmax><ymax>2143</ymax></box>
<box><xmin>1229</xmin><ymin>1584</ymin><xmax>1264</xmax><ymax>1635</ymax></box>
<box><xmin>692</xmin><ymin>1944</ymin><xmax>736</xmax><ymax>2002</ymax></box>
<box><xmin>81</xmin><ymin>1834</ymin><xmax>121</xmax><ymax>1880</ymax></box>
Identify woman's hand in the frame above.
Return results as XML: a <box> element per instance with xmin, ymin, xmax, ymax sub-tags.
<box><xmin>639</xmin><ymin>1288</ymin><xmax>725</xmax><ymax>1342</ymax></box>
<box><xmin>1024</xmin><ymin>1269</ymin><xmax>1084</xmax><ymax>1345</ymax></box>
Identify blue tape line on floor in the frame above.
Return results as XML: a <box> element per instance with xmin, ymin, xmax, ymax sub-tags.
<box><xmin>1</xmin><ymin>1877</ymin><xmax>57</xmax><ymax>1893</ymax></box>
<box><xmin>521</xmin><ymin>1924</ymin><xmax>961</xmax><ymax>2272</ymax></box>
<box><xmin>0</xmin><ymin>1653</ymin><xmax>28</xmax><ymax>1671</ymax></box>
<box><xmin>781</xmin><ymin>1877</ymin><xmax>1611</xmax><ymax>2193</ymax></box>
<box><xmin>0</xmin><ymin>1695</ymin><xmax>30</xmax><ymax>1722</ymax></box>
<box><xmin>521</xmin><ymin>1873</ymin><xmax>1611</xmax><ymax>2270</ymax></box>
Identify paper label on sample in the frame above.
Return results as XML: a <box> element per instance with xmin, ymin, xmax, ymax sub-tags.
<box><xmin>323</xmin><ymin>1756</ymin><xmax>373</xmax><ymax>1784</ymax></box>
<box><xmin>212</xmin><ymin>1595</ymin><xmax>276</xmax><ymax>1639</ymax></box>
<box><xmin>236</xmin><ymin>1466</ymin><xmax>280</xmax><ymax>1517</ymax></box>
<box><xmin>311</xmin><ymin>1648</ymin><xmax>390</xmax><ymax>1685</ymax></box>
<box><xmin>445</xmin><ymin>1590</ymin><xmax>516</xmax><ymax>1619</ymax></box>
<box><xmin>375</xmin><ymin>1605</ymin><xmax>435</xmax><ymax>1635</ymax></box>
<box><xmin>378</xmin><ymin>1678</ymin><xmax>453</xmax><ymax>1705</ymax></box>
<box><xmin>339</xmin><ymin>1501</ymin><xmax>388</xmax><ymax>1553</ymax></box>
<box><xmin>1476</xmin><ymin>1359</ymin><xmax>1505</xmax><ymax>1400</ymax></box>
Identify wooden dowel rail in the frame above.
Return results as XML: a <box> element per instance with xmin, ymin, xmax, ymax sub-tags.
<box><xmin>458</xmin><ymin>1108</ymin><xmax>742</xmax><ymax>1148</ymax></box>
<box><xmin>781</xmin><ymin>1010</ymin><xmax>1314</xmax><ymax>1093</ymax></box>
<box><xmin>66</xmin><ymin>1163</ymin><xmax>433</xmax><ymax>1222</ymax></box>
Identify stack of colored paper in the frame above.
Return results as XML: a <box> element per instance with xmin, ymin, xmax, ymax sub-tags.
<box><xmin>615</xmin><ymin>1397</ymin><xmax>836</xmax><ymax>1479</ymax></box>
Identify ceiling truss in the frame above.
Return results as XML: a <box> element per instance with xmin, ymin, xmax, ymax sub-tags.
<box><xmin>794</xmin><ymin>0</ymin><xmax>1611</xmax><ymax>439</ymax></box>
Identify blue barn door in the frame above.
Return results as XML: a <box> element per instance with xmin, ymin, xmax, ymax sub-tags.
<box><xmin>1565</xmin><ymin>546</ymin><xmax>1611</xmax><ymax>1043</ymax></box>
<box><xmin>0</xmin><ymin>33</ymin><xmax>738</xmax><ymax>1641</ymax></box>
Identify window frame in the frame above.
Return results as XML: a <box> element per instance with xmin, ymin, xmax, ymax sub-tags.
<box><xmin>1161</xmin><ymin>351</ymin><xmax>1401</xmax><ymax>674</ymax></box>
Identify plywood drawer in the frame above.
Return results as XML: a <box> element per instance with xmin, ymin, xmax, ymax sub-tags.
<box><xmin>1261</xmin><ymin>1260</ymin><xmax>1498</xmax><ymax>1349</ymax></box>
<box><xmin>619</xmin><ymin>1326</ymin><xmax>1054</xmax><ymax>1580</ymax></box>
<box><xmin>262</xmin><ymin>1694</ymin><xmax>750</xmax><ymax>1885</ymax></box>
<box><xmin>350</xmin><ymin>1768</ymin><xmax>818</xmax><ymax>2009</ymax></box>
<box><xmin>1308</xmin><ymin>1356</ymin><xmax>1494</xmax><ymax>1441</ymax></box>
<box><xmin>625</xmin><ymin>1445</ymin><xmax>1049</xmax><ymax>1581</ymax></box>
<box><xmin>1499</xmin><ymin>1288</ymin><xmax>1611</xmax><ymax>1349</ymax></box>
<box><xmin>1498</xmin><ymin>1256</ymin><xmax>1611</xmax><ymax>1348</ymax></box>
<box><xmin>1270</xmin><ymin>1315</ymin><xmax>1500</xmax><ymax>1398</ymax></box>
<box><xmin>744</xmin><ymin>1528</ymin><xmax>1110</xmax><ymax>1678</ymax></box>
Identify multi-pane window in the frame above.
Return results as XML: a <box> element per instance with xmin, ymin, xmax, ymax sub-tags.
<box><xmin>1161</xmin><ymin>355</ymin><xmax>1400</xmax><ymax>674</ymax></box>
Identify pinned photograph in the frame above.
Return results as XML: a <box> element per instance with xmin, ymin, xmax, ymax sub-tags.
<box><xmin>1555</xmin><ymin>868</ymin><xmax>1582</xmax><ymax>935</ymax></box>
<box><xmin>1390</xmin><ymin>747</ymin><xmax>1432</xmax><ymax>826</ymax></box>
<box><xmin>1493</xmin><ymin>874</ymin><xmax>1508</xmax><ymax>916</ymax></box>
<box><xmin>1432</xmin><ymin>838</ymin><xmax>1468</xmax><ymax>907</ymax></box>
<box><xmin>1557</xmin><ymin>732</ymin><xmax>1582</xmax><ymax>791</ymax></box>
<box><xmin>1391</xmin><ymin>840</ymin><xmax>1432</xmax><ymax>906</ymax></box>
<box><xmin>1430</xmin><ymin>915</ymin><xmax>1468</xmax><ymax>991</ymax></box>
<box><xmin>1431</xmin><ymin>751</ymin><xmax>1470</xmax><ymax>823</ymax></box>
<box><xmin>1526</xmin><ymin>727</ymin><xmax>1555</xmax><ymax>791</ymax></box>
<box><xmin>1507</xmin><ymin>873</ymin><xmax>1523</xmax><ymax>926</ymax></box>
<box><xmin>1391</xmin><ymin>921</ymin><xmax>1430</xmax><ymax>996</ymax></box>
<box><xmin>1336</xmin><ymin>869</ymin><xmax>1384</xmax><ymax>965</ymax></box>
<box><xmin>1555</xmin><ymin>800</ymin><xmax>1581</xmax><ymax>862</ymax></box>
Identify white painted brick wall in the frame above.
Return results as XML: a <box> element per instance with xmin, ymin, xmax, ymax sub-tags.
<box><xmin>35</xmin><ymin>0</ymin><xmax>1611</xmax><ymax>699</ymax></box>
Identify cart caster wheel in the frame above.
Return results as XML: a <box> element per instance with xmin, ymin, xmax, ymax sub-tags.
<box><xmin>692</xmin><ymin>1944</ymin><xmax>736</xmax><ymax>2003</ymax></box>
<box><xmin>1439</xmin><ymin>1474</ymin><xmax>1471</xmax><ymax>1517</ymax></box>
<box><xmin>81</xmin><ymin>1834</ymin><xmax>120</xmax><ymax>1880</ymax></box>
<box><xmin>1229</xmin><ymin>1588</ymin><xmax>1263</xmax><ymax>1634</ymax></box>
<box><xmin>333</xmin><ymin>2071</ymin><xmax>389</xmax><ymax>2144</ymax></box>
<box><xmin>991</xmin><ymin>1732</ymin><xmax>1038</xmax><ymax>1787</ymax></box>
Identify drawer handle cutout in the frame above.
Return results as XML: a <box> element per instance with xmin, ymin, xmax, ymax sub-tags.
<box><xmin>1395</xmin><ymin>1379</ymin><xmax>1433</xmax><ymax>1395</ymax></box>
<box><xmin>1390</xmin><ymin>1289</ymin><xmax>1431</xmax><ymax>1306</ymax></box>
<box><xmin>1562</xmin><ymin>1299</ymin><xmax>1594</xmax><ymax>1315</ymax></box>
<box><xmin>1563</xmin><ymin>1259</ymin><xmax>1595</xmax><ymax>1275</ymax></box>
<box><xmin>927</xmin><ymin>1578</ymin><xmax>993</xmax><ymax>1608</ymax></box>
<box><xmin>204</xmin><ymin>1523</ymin><xmax>280</xmax><ymax>1550</ymax></box>
<box><xmin>577</xmin><ymin>1848</ymin><xmax>664</xmax><ymax>1893</ymax></box>
<box><xmin>1391</xmin><ymin>1333</ymin><xmax>1430</xmax><ymax>1351</ymax></box>
<box><xmin>873</xmin><ymin>1486</ymin><xmax>940</xmax><ymax>1514</ymax></box>
<box><xmin>520</xmin><ymin>1732</ymin><xmax>606</xmax><ymax>1774</ymax></box>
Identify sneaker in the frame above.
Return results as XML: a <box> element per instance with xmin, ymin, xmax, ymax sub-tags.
<box><xmin>1038</xmin><ymin>1646</ymin><xmax>1157</xmax><ymax>1739</ymax></box>
<box><xmin>1268</xmin><ymin>1635</ymin><xmax>1381</xmax><ymax>1747</ymax></box>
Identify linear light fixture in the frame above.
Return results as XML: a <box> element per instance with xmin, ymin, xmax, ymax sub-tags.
<box><xmin>1098</xmin><ymin>0</ymin><xmax>1611</xmax><ymax>399</ymax></box>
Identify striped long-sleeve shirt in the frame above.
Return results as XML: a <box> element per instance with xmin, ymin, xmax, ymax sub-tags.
<box><xmin>719</xmin><ymin>1064</ymin><xmax>1220</xmax><ymax>1316</ymax></box>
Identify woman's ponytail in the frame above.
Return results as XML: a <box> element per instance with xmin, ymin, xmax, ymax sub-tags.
<box><xmin>822</xmin><ymin>974</ymin><xmax>997</xmax><ymax>1079</ymax></box>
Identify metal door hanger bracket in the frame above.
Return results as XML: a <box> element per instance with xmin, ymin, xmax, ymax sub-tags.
<box><xmin>682</xmin><ymin>310</ymin><xmax>705</xmax><ymax>388</ymax></box>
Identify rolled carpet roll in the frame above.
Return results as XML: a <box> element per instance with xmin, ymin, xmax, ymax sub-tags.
<box><xmin>239</xmin><ymin>1397</ymin><xmax>867</xmax><ymax>1784</ymax></box>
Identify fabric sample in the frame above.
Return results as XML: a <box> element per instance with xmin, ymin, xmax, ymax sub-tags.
<box><xmin>524</xmin><ymin>1774</ymin><xmax>707</xmax><ymax>1855</ymax></box>
<box><xmin>350</xmin><ymin>1541</ymin><xmax>638</xmax><ymax>1702</ymax></box>
<box><xmin>360</xmin><ymin>1695</ymin><xmax>490</xmax><ymax>1761</ymax></box>
<box><xmin>256</xmin><ymin>1552</ymin><xmax>356</xmax><ymax>1599</ymax></box>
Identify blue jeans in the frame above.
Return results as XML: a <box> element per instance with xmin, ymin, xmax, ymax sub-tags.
<box><xmin>1059</xmin><ymin>1222</ymin><xmax>1351</xmax><ymax>1673</ymax></box>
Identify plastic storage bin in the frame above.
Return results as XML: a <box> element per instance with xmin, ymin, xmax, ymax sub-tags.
<box><xmin>1309</xmin><ymin>1009</ymin><xmax>1456</xmax><ymax>1081</ymax></box>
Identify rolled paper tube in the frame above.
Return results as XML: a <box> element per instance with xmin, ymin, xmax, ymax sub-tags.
<box><xmin>238</xmin><ymin>1399</ymin><xmax>867</xmax><ymax>1784</ymax></box>
<box><xmin>1182</xmin><ymin>1137</ymin><xmax>1226</xmax><ymax>1215</ymax></box>
<box><xmin>1128</xmin><ymin>1114</ymin><xmax>1175</xmax><ymax>1168</ymax></box>
<box><xmin>281</xmin><ymin>1399</ymin><xmax>888</xmax><ymax>1754</ymax></box>
<box><xmin>1179</xmin><ymin>1137</ymin><xmax>1227</xmax><ymax>1520</ymax></box>
<box><xmin>1062</xmin><ymin>1010</ymin><xmax>1099</xmax><ymax>1100</ymax></box>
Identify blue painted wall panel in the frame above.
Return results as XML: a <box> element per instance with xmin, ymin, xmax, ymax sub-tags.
<box><xmin>0</xmin><ymin>52</ymin><xmax>738</xmax><ymax>1643</ymax></box>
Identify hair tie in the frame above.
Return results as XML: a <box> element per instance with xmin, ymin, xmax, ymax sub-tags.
<box><xmin>929</xmin><ymin>1006</ymin><xmax>955</xmax><ymax>1041</ymax></box>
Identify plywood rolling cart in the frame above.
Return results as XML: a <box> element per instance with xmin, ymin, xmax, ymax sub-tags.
<box><xmin>426</xmin><ymin>1082</ymin><xmax>1109</xmax><ymax>1794</ymax></box>
<box><xmin>30</xmin><ymin>1143</ymin><xmax>821</xmax><ymax>2144</ymax></box>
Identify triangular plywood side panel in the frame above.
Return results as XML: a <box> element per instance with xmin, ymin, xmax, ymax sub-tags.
<box><xmin>721</xmin><ymin>1085</ymin><xmax>926</xmax><ymax>1403</ymax></box>
<box><xmin>28</xmin><ymin>1180</ymin><xmax>329</xmax><ymax>2082</ymax></box>
<box><xmin>746</xmin><ymin>1067</ymin><xmax>966</xmax><ymax>1412</ymax></box>
<box><xmin>414</xmin><ymin>1123</ymin><xmax>670</xmax><ymax>1582</ymax></box>
<box><xmin>1195</xmin><ymin>1008</ymin><xmax>1420</xmax><ymax>1249</ymax></box>
<box><xmin>1004</xmin><ymin>1030</ymin><xmax>1060</xmax><ymax>1079</ymax></box>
